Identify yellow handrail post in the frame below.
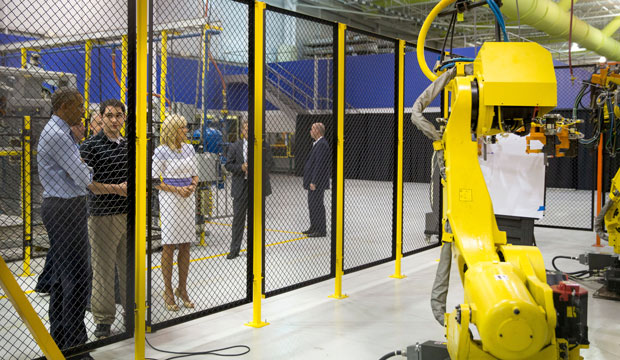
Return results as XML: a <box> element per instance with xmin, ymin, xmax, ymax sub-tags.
<box><xmin>121</xmin><ymin>35</ymin><xmax>128</xmax><ymax>105</ymax></box>
<box><xmin>245</xmin><ymin>0</ymin><xmax>269</xmax><ymax>329</ymax></box>
<box><xmin>0</xmin><ymin>256</ymin><xmax>64</xmax><ymax>359</ymax></box>
<box><xmin>329</xmin><ymin>23</ymin><xmax>348</xmax><ymax>300</ymax></box>
<box><xmin>135</xmin><ymin>0</ymin><xmax>148</xmax><ymax>358</ymax></box>
<box><xmin>160</xmin><ymin>30</ymin><xmax>168</xmax><ymax>123</ymax></box>
<box><xmin>197</xmin><ymin>24</ymin><xmax>209</xmax><ymax>248</ymax></box>
<box><xmin>21</xmin><ymin>48</ymin><xmax>28</xmax><ymax>68</ymax></box>
<box><xmin>85</xmin><ymin>40</ymin><xmax>93</xmax><ymax>121</ymax></box>
<box><xmin>20</xmin><ymin>116</ymin><xmax>33</xmax><ymax>277</ymax></box>
<box><xmin>391</xmin><ymin>40</ymin><xmax>406</xmax><ymax>280</ymax></box>
<box><xmin>201</xmin><ymin>25</ymin><xmax>208</xmax><ymax>129</ymax></box>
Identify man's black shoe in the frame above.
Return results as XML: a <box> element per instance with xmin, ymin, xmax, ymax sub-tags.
<box><xmin>94</xmin><ymin>324</ymin><xmax>111</xmax><ymax>338</ymax></box>
<box><xmin>226</xmin><ymin>253</ymin><xmax>239</xmax><ymax>260</ymax></box>
<box><xmin>308</xmin><ymin>232</ymin><xmax>327</xmax><ymax>237</ymax></box>
<box><xmin>34</xmin><ymin>286</ymin><xmax>50</xmax><ymax>295</ymax></box>
<box><xmin>302</xmin><ymin>229</ymin><xmax>314</xmax><ymax>235</ymax></box>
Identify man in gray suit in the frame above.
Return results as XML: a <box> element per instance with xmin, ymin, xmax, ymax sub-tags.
<box><xmin>225</xmin><ymin>120</ymin><xmax>273</xmax><ymax>259</ymax></box>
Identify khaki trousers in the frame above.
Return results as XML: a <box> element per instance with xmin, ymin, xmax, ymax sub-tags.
<box><xmin>89</xmin><ymin>214</ymin><xmax>127</xmax><ymax>325</ymax></box>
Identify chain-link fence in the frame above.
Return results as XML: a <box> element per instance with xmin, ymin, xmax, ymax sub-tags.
<box><xmin>535</xmin><ymin>65</ymin><xmax>598</xmax><ymax>230</ymax></box>
<box><xmin>402</xmin><ymin>45</ymin><xmax>442</xmax><ymax>254</ymax></box>
<box><xmin>145</xmin><ymin>0</ymin><xmax>252</xmax><ymax>331</ymax></box>
<box><xmin>1</xmin><ymin>0</ymin><xmax>134</xmax><ymax>358</ymax></box>
<box><xmin>263</xmin><ymin>6</ymin><xmax>334</xmax><ymax>295</ymax></box>
<box><xmin>343</xmin><ymin>30</ymin><xmax>396</xmax><ymax>273</ymax></box>
<box><xmin>5</xmin><ymin>1</ymin><xmax>600</xmax><ymax>357</ymax></box>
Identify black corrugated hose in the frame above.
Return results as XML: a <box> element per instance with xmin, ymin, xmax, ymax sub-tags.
<box><xmin>379</xmin><ymin>350</ymin><xmax>403</xmax><ymax>360</ymax></box>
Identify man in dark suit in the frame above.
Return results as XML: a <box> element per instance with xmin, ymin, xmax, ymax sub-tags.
<box><xmin>303</xmin><ymin>122</ymin><xmax>331</xmax><ymax>237</ymax></box>
<box><xmin>225</xmin><ymin>120</ymin><xmax>273</xmax><ymax>259</ymax></box>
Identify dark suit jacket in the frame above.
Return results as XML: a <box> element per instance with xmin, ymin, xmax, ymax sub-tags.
<box><xmin>225</xmin><ymin>138</ymin><xmax>273</xmax><ymax>199</ymax></box>
<box><xmin>303</xmin><ymin>137</ymin><xmax>331</xmax><ymax>190</ymax></box>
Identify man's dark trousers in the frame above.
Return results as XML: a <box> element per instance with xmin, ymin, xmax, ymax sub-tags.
<box><xmin>41</xmin><ymin>196</ymin><xmax>91</xmax><ymax>350</ymax></box>
<box><xmin>308</xmin><ymin>188</ymin><xmax>326</xmax><ymax>234</ymax></box>
<box><xmin>230</xmin><ymin>180</ymin><xmax>248</xmax><ymax>255</ymax></box>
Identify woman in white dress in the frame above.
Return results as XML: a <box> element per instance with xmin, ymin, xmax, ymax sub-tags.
<box><xmin>152</xmin><ymin>115</ymin><xmax>198</xmax><ymax>311</ymax></box>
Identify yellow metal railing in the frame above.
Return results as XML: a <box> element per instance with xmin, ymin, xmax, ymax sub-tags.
<box><xmin>135</xmin><ymin>0</ymin><xmax>148</xmax><ymax>357</ymax></box>
<box><xmin>329</xmin><ymin>22</ymin><xmax>348</xmax><ymax>300</ymax></box>
<box><xmin>84</xmin><ymin>40</ymin><xmax>93</xmax><ymax>120</ymax></box>
<box><xmin>246</xmin><ymin>0</ymin><xmax>269</xmax><ymax>329</ymax></box>
<box><xmin>0</xmin><ymin>257</ymin><xmax>64</xmax><ymax>359</ymax></box>
<box><xmin>391</xmin><ymin>40</ymin><xmax>406</xmax><ymax>280</ymax></box>
<box><xmin>121</xmin><ymin>35</ymin><xmax>128</xmax><ymax>105</ymax></box>
<box><xmin>159</xmin><ymin>30</ymin><xmax>168</xmax><ymax>125</ymax></box>
<box><xmin>20</xmin><ymin>116</ymin><xmax>33</xmax><ymax>277</ymax></box>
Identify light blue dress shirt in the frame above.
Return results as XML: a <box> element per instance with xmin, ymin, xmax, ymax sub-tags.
<box><xmin>37</xmin><ymin>115</ymin><xmax>93</xmax><ymax>198</ymax></box>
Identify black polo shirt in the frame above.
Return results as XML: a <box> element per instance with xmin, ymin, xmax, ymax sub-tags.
<box><xmin>80</xmin><ymin>131</ymin><xmax>128</xmax><ymax>216</ymax></box>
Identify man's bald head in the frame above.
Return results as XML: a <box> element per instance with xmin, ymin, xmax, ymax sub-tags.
<box><xmin>310</xmin><ymin>122</ymin><xmax>325</xmax><ymax>140</ymax></box>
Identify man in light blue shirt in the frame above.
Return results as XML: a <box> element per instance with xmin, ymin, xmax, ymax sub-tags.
<box><xmin>37</xmin><ymin>87</ymin><xmax>94</xmax><ymax>358</ymax></box>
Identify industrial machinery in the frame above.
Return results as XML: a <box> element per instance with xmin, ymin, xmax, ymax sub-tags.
<box><xmin>0</xmin><ymin>65</ymin><xmax>76</xmax><ymax>118</ymax></box>
<box><xmin>592</xmin><ymin>145</ymin><xmax>620</xmax><ymax>299</ymax></box>
<box><xmin>565</xmin><ymin>63</ymin><xmax>620</xmax><ymax>301</ymax></box>
<box><xmin>192</xmin><ymin>113</ymin><xmax>236</xmax><ymax>238</ymax></box>
<box><xmin>572</xmin><ymin>62</ymin><xmax>620</xmax><ymax>155</ymax></box>
<box><xmin>0</xmin><ymin>66</ymin><xmax>77</xmax><ymax>261</ymax></box>
<box><xmin>399</xmin><ymin>1</ymin><xmax>590</xmax><ymax>359</ymax></box>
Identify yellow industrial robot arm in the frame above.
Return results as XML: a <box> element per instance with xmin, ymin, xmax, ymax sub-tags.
<box><xmin>412</xmin><ymin>3</ymin><xmax>588</xmax><ymax>360</ymax></box>
<box><xmin>596</xmin><ymin>171</ymin><xmax>620</xmax><ymax>254</ymax></box>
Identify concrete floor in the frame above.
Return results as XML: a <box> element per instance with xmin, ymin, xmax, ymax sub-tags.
<box><xmin>92</xmin><ymin>227</ymin><xmax>620</xmax><ymax>360</ymax></box>
<box><xmin>0</xmin><ymin>175</ymin><xmax>614</xmax><ymax>359</ymax></box>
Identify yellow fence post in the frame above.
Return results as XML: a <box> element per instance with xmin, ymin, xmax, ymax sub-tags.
<box><xmin>329</xmin><ymin>23</ymin><xmax>348</xmax><ymax>300</ymax></box>
<box><xmin>121</xmin><ymin>35</ymin><xmax>128</xmax><ymax>105</ymax></box>
<box><xmin>20</xmin><ymin>116</ymin><xmax>33</xmax><ymax>277</ymax></box>
<box><xmin>198</xmin><ymin>24</ymin><xmax>209</xmax><ymax>248</ymax></box>
<box><xmin>136</xmin><ymin>0</ymin><xmax>148</xmax><ymax>358</ymax></box>
<box><xmin>160</xmin><ymin>30</ymin><xmax>168</xmax><ymax>123</ymax></box>
<box><xmin>84</xmin><ymin>40</ymin><xmax>92</xmax><ymax>121</ymax></box>
<box><xmin>245</xmin><ymin>0</ymin><xmax>269</xmax><ymax>329</ymax></box>
<box><xmin>391</xmin><ymin>40</ymin><xmax>406</xmax><ymax>280</ymax></box>
<box><xmin>0</xmin><ymin>257</ymin><xmax>64</xmax><ymax>359</ymax></box>
<box><xmin>20</xmin><ymin>48</ymin><xmax>27</xmax><ymax>68</ymax></box>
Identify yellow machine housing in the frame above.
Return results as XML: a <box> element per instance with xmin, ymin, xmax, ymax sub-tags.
<box><xmin>604</xmin><ymin>172</ymin><xmax>620</xmax><ymax>254</ymax></box>
<box><xmin>440</xmin><ymin>42</ymin><xmax>586</xmax><ymax>360</ymax></box>
<box><xmin>472</xmin><ymin>43</ymin><xmax>556</xmax><ymax>137</ymax></box>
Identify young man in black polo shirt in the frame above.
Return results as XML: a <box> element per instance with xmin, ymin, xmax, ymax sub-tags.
<box><xmin>80</xmin><ymin>99</ymin><xmax>128</xmax><ymax>339</ymax></box>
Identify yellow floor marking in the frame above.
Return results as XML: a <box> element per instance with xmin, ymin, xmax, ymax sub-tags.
<box><xmin>2</xmin><ymin>228</ymin><xmax>311</xmax><ymax>299</ymax></box>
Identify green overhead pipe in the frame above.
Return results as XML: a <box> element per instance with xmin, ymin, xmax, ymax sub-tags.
<box><xmin>602</xmin><ymin>16</ymin><xmax>620</xmax><ymax>37</ymax></box>
<box><xmin>502</xmin><ymin>0</ymin><xmax>620</xmax><ymax>60</ymax></box>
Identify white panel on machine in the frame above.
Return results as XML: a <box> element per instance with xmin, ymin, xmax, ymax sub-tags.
<box><xmin>479</xmin><ymin>134</ymin><xmax>545</xmax><ymax>219</ymax></box>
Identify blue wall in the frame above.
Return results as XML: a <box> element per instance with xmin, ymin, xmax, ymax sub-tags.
<box><xmin>0</xmin><ymin>35</ymin><xmax>594</xmax><ymax>113</ymax></box>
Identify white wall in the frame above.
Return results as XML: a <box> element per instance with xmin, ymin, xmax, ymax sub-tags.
<box><xmin>265</xmin><ymin>110</ymin><xmax>295</xmax><ymax>133</ymax></box>
<box><xmin>3</xmin><ymin>0</ymin><xmax>314</xmax><ymax>66</ymax></box>
<box><xmin>2</xmin><ymin>0</ymin><xmax>127</xmax><ymax>36</ymax></box>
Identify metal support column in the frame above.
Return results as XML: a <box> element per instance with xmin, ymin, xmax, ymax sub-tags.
<box><xmin>135</xmin><ymin>0</ymin><xmax>148</xmax><ymax>357</ymax></box>
<box><xmin>20</xmin><ymin>116</ymin><xmax>33</xmax><ymax>277</ymax></box>
<box><xmin>246</xmin><ymin>0</ymin><xmax>269</xmax><ymax>329</ymax></box>
<box><xmin>85</xmin><ymin>40</ymin><xmax>93</xmax><ymax>120</ymax></box>
<box><xmin>329</xmin><ymin>23</ymin><xmax>348</xmax><ymax>300</ymax></box>
<box><xmin>121</xmin><ymin>35</ymin><xmax>128</xmax><ymax>105</ymax></box>
<box><xmin>391</xmin><ymin>40</ymin><xmax>406</xmax><ymax>279</ymax></box>
<box><xmin>160</xmin><ymin>31</ymin><xmax>168</xmax><ymax>123</ymax></box>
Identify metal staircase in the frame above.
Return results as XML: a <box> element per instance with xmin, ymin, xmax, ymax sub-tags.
<box><xmin>223</xmin><ymin>63</ymin><xmax>332</xmax><ymax>118</ymax></box>
<box><xmin>223</xmin><ymin>62</ymin><xmax>359</xmax><ymax>118</ymax></box>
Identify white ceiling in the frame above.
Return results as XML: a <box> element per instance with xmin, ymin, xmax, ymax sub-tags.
<box><xmin>293</xmin><ymin>0</ymin><xmax>620</xmax><ymax>64</ymax></box>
